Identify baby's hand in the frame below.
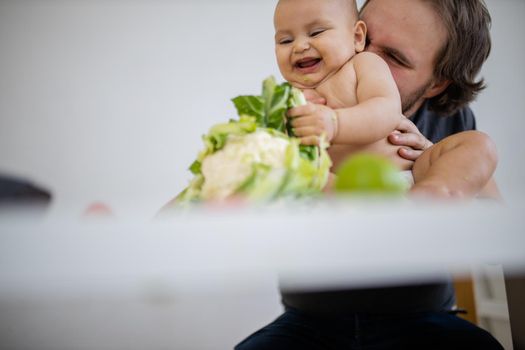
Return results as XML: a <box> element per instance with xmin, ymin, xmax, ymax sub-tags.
<box><xmin>287</xmin><ymin>103</ymin><xmax>338</xmax><ymax>145</ymax></box>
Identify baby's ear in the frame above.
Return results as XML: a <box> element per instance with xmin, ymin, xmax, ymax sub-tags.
<box><xmin>354</xmin><ymin>20</ymin><xmax>367</xmax><ymax>53</ymax></box>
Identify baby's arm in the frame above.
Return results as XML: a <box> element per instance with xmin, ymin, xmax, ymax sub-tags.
<box><xmin>287</xmin><ymin>52</ymin><xmax>402</xmax><ymax>146</ymax></box>
<box><xmin>333</xmin><ymin>52</ymin><xmax>403</xmax><ymax>145</ymax></box>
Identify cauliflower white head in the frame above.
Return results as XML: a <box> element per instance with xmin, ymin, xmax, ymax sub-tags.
<box><xmin>201</xmin><ymin>131</ymin><xmax>290</xmax><ymax>200</ymax></box>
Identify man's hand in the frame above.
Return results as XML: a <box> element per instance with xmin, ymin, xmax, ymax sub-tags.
<box><xmin>388</xmin><ymin>117</ymin><xmax>433</xmax><ymax>161</ymax></box>
<box><xmin>287</xmin><ymin>103</ymin><xmax>338</xmax><ymax>145</ymax></box>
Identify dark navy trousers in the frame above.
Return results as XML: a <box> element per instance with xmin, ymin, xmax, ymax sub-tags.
<box><xmin>235</xmin><ymin>307</ymin><xmax>503</xmax><ymax>350</ymax></box>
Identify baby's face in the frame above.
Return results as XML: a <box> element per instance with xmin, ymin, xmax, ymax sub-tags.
<box><xmin>274</xmin><ymin>0</ymin><xmax>359</xmax><ymax>88</ymax></box>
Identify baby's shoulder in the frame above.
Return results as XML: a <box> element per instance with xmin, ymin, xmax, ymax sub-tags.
<box><xmin>332</xmin><ymin>56</ymin><xmax>359</xmax><ymax>81</ymax></box>
<box><xmin>353</xmin><ymin>51</ymin><xmax>385</xmax><ymax>63</ymax></box>
<box><xmin>333</xmin><ymin>52</ymin><xmax>382</xmax><ymax>80</ymax></box>
<box><xmin>352</xmin><ymin>51</ymin><xmax>390</xmax><ymax>72</ymax></box>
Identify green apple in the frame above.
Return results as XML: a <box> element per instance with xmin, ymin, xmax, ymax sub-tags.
<box><xmin>334</xmin><ymin>154</ymin><xmax>408</xmax><ymax>194</ymax></box>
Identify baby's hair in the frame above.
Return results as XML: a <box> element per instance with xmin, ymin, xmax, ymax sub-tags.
<box><xmin>276</xmin><ymin>0</ymin><xmax>359</xmax><ymax>21</ymax></box>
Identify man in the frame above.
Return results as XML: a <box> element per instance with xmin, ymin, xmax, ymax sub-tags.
<box><xmin>362</xmin><ymin>0</ymin><xmax>498</xmax><ymax>199</ymax></box>
<box><xmin>363</xmin><ymin>0</ymin><xmax>499</xmax><ymax>195</ymax></box>
<box><xmin>235</xmin><ymin>0</ymin><xmax>503</xmax><ymax>348</ymax></box>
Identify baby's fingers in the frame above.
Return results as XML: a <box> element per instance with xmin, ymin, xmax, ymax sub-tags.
<box><xmin>287</xmin><ymin>103</ymin><xmax>315</xmax><ymax>118</ymax></box>
<box><xmin>293</xmin><ymin>126</ymin><xmax>319</xmax><ymax>137</ymax></box>
<box><xmin>300</xmin><ymin>135</ymin><xmax>321</xmax><ymax>146</ymax></box>
<box><xmin>290</xmin><ymin>116</ymin><xmax>317</xmax><ymax>128</ymax></box>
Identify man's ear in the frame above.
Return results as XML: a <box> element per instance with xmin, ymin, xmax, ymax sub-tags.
<box><xmin>424</xmin><ymin>79</ymin><xmax>451</xmax><ymax>98</ymax></box>
<box><xmin>354</xmin><ymin>20</ymin><xmax>367</xmax><ymax>53</ymax></box>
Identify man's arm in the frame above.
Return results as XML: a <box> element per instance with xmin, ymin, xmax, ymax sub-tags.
<box><xmin>389</xmin><ymin>107</ymin><xmax>502</xmax><ymax>200</ymax></box>
<box><xmin>411</xmin><ymin>131</ymin><xmax>498</xmax><ymax>199</ymax></box>
<box><xmin>478</xmin><ymin>178</ymin><xmax>502</xmax><ymax>200</ymax></box>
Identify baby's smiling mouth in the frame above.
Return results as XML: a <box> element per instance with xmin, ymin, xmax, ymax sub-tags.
<box><xmin>295</xmin><ymin>57</ymin><xmax>322</xmax><ymax>73</ymax></box>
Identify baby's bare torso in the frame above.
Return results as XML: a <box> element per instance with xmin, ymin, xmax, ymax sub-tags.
<box><xmin>304</xmin><ymin>58</ymin><xmax>397</xmax><ymax>170</ymax></box>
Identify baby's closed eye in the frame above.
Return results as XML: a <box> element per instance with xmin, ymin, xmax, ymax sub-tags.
<box><xmin>278</xmin><ymin>37</ymin><xmax>293</xmax><ymax>45</ymax></box>
<box><xmin>309</xmin><ymin>29</ymin><xmax>325</xmax><ymax>37</ymax></box>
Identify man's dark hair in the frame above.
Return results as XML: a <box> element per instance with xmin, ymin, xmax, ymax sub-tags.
<box><xmin>360</xmin><ymin>0</ymin><xmax>492</xmax><ymax>115</ymax></box>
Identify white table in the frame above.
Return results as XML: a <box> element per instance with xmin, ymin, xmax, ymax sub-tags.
<box><xmin>1</xmin><ymin>199</ymin><xmax>524</xmax><ymax>349</ymax></box>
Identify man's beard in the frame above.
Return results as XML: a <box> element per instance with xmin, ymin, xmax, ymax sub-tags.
<box><xmin>401</xmin><ymin>80</ymin><xmax>434</xmax><ymax>116</ymax></box>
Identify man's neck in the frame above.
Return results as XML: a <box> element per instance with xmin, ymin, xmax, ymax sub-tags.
<box><xmin>404</xmin><ymin>100</ymin><xmax>426</xmax><ymax>119</ymax></box>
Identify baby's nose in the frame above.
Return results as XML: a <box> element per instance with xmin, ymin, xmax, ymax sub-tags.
<box><xmin>293</xmin><ymin>38</ymin><xmax>310</xmax><ymax>53</ymax></box>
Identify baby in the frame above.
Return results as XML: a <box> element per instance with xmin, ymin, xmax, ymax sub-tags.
<box><xmin>274</xmin><ymin>0</ymin><xmax>404</xmax><ymax>171</ymax></box>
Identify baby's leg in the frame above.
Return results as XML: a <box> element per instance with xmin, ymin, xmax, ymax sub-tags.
<box><xmin>411</xmin><ymin>131</ymin><xmax>498</xmax><ymax>198</ymax></box>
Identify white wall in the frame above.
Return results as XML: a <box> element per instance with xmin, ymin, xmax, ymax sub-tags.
<box><xmin>471</xmin><ymin>0</ymin><xmax>525</xmax><ymax>202</ymax></box>
<box><xmin>0</xmin><ymin>0</ymin><xmax>524</xmax><ymax>218</ymax></box>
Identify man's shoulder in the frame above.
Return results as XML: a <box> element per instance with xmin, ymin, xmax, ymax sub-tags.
<box><xmin>411</xmin><ymin>103</ymin><xmax>476</xmax><ymax>143</ymax></box>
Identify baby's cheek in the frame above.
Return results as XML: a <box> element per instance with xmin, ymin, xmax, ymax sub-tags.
<box><xmin>275</xmin><ymin>51</ymin><xmax>289</xmax><ymax>69</ymax></box>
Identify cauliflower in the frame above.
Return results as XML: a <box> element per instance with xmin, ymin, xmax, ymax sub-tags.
<box><xmin>201</xmin><ymin>131</ymin><xmax>290</xmax><ymax>200</ymax></box>
<box><xmin>175</xmin><ymin>77</ymin><xmax>331</xmax><ymax>204</ymax></box>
